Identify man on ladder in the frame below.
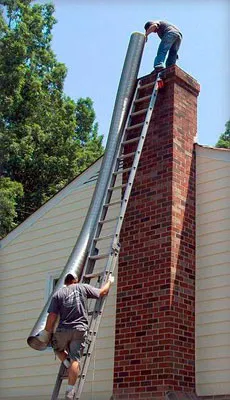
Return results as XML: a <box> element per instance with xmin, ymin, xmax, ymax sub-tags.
<box><xmin>38</xmin><ymin>272</ymin><xmax>114</xmax><ymax>400</ymax></box>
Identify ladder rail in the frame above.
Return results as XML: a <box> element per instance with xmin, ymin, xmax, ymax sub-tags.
<box><xmin>75</xmin><ymin>253</ymin><xmax>119</xmax><ymax>399</ymax></box>
<box><xmin>111</xmin><ymin>74</ymin><xmax>161</xmax><ymax>240</ymax></box>
<box><xmin>78</xmin><ymin>80</ymin><xmax>142</xmax><ymax>282</ymax></box>
<box><xmin>75</xmin><ymin>74</ymin><xmax>162</xmax><ymax>399</ymax></box>
<box><xmin>82</xmin><ymin>74</ymin><xmax>162</xmax><ymax>329</ymax></box>
<box><xmin>51</xmin><ymin>363</ymin><xmax>67</xmax><ymax>400</ymax></box>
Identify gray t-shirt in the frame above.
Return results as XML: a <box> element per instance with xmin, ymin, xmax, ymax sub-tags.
<box><xmin>48</xmin><ymin>283</ymin><xmax>100</xmax><ymax>331</ymax></box>
<box><xmin>155</xmin><ymin>20</ymin><xmax>182</xmax><ymax>39</ymax></box>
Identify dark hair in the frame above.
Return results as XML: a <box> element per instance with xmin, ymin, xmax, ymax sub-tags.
<box><xmin>144</xmin><ymin>21</ymin><xmax>154</xmax><ymax>31</ymax></box>
<box><xmin>64</xmin><ymin>273</ymin><xmax>78</xmax><ymax>285</ymax></box>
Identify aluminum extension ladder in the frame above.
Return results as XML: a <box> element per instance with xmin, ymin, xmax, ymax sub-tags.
<box><xmin>51</xmin><ymin>73</ymin><xmax>164</xmax><ymax>400</ymax></box>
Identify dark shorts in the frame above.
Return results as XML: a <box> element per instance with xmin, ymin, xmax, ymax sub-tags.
<box><xmin>51</xmin><ymin>329</ymin><xmax>87</xmax><ymax>362</ymax></box>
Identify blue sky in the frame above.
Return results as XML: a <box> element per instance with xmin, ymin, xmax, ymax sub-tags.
<box><xmin>39</xmin><ymin>0</ymin><xmax>229</xmax><ymax>146</ymax></box>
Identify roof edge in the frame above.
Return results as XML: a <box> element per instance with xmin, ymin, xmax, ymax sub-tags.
<box><xmin>0</xmin><ymin>155</ymin><xmax>103</xmax><ymax>248</ymax></box>
<box><xmin>196</xmin><ymin>143</ymin><xmax>230</xmax><ymax>152</ymax></box>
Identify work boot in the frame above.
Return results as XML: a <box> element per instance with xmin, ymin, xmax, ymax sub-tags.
<box><xmin>65</xmin><ymin>388</ymin><xmax>76</xmax><ymax>400</ymax></box>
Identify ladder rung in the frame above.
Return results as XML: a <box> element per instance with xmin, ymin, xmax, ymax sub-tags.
<box><xmin>94</xmin><ymin>233</ymin><xmax>114</xmax><ymax>242</ymax></box>
<box><xmin>87</xmin><ymin>312</ymin><xmax>93</xmax><ymax>317</ymax></box>
<box><xmin>131</xmin><ymin>108</ymin><xmax>148</xmax><ymax>117</ymax></box>
<box><xmin>122</xmin><ymin>136</ymin><xmax>140</xmax><ymax>146</ymax></box>
<box><xmin>99</xmin><ymin>217</ymin><xmax>117</xmax><ymax>225</ymax></box>
<box><xmin>89</xmin><ymin>253</ymin><xmax>110</xmax><ymax>260</ymax></box>
<box><xmin>118</xmin><ymin>152</ymin><xmax>136</xmax><ymax>160</ymax></box>
<box><xmin>108</xmin><ymin>183</ymin><xmax>126</xmax><ymax>191</ymax></box>
<box><xmin>88</xmin><ymin>311</ymin><xmax>100</xmax><ymax>318</ymax></box>
<box><xmin>139</xmin><ymin>81</ymin><xmax>154</xmax><ymax>90</ymax></box>
<box><xmin>104</xmin><ymin>200</ymin><xmax>121</xmax><ymax>208</ymax></box>
<box><xmin>135</xmin><ymin>94</ymin><xmax>151</xmax><ymax>104</ymax></box>
<box><xmin>84</xmin><ymin>271</ymin><xmax>103</xmax><ymax>279</ymax></box>
<box><xmin>126</xmin><ymin>122</ymin><xmax>144</xmax><ymax>131</ymax></box>
<box><xmin>113</xmin><ymin>167</ymin><xmax>132</xmax><ymax>175</ymax></box>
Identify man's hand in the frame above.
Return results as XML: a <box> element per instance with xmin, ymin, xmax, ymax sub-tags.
<box><xmin>146</xmin><ymin>23</ymin><xmax>158</xmax><ymax>37</ymax></box>
<box><xmin>99</xmin><ymin>274</ymin><xmax>115</xmax><ymax>296</ymax></box>
<box><xmin>108</xmin><ymin>274</ymin><xmax>115</xmax><ymax>284</ymax></box>
<box><xmin>37</xmin><ymin>329</ymin><xmax>52</xmax><ymax>344</ymax></box>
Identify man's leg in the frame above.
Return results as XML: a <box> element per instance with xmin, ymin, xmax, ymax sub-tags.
<box><xmin>64</xmin><ymin>361</ymin><xmax>79</xmax><ymax>399</ymax></box>
<box><xmin>52</xmin><ymin>331</ymin><xmax>71</xmax><ymax>368</ymax></box>
<box><xmin>154</xmin><ymin>32</ymin><xmax>178</xmax><ymax>68</ymax></box>
<box><xmin>166</xmin><ymin>35</ymin><xmax>182</xmax><ymax>67</ymax></box>
<box><xmin>68</xmin><ymin>360</ymin><xmax>80</xmax><ymax>385</ymax></box>
<box><xmin>65</xmin><ymin>331</ymin><xmax>86</xmax><ymax>399</ymax></box>
<box><xmin>64</xmin><ymin>360</ymin><xmax>80</xmax><ymax>399</ymax></box>
<box><xmin>55</xmin><ymin>349</ymin><xmax>70</xmax><ymax>367</ymax></box>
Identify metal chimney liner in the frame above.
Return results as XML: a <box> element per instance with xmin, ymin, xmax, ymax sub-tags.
<box><xmin>27</xmin><ymin>32</ymin><xmax>145</xmax><ymax>350</ymax></box>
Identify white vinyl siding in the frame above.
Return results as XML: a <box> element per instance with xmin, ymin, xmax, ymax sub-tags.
<box><xmin>0</xmin><ymin>157</ymin><xmax>120</xmax><ymax>400</ymax></box>
<box><xmin>195</xmin><ymin>145</ymin><xmax>230</xmax><ymax>396</ymax></box>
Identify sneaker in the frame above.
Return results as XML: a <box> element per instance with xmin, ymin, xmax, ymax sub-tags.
<box><xmin>65</xmin><ymin>388</ymin><xmax>76</xmax><ymax>400</ymax></box>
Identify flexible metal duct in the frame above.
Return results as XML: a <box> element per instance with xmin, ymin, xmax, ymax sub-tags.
<box><xmin>27</xmin><ymin>32</ymin><xmax>145</xmax><ymax>350</ymax></box>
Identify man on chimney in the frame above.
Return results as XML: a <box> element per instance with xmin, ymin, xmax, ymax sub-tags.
<box><xmin>144</xmin><ymin>20</ymin><xmax>182</xmax><ymax>72</ymax></box>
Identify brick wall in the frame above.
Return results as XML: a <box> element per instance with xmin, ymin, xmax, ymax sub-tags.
<box><xmin>199</xmin><ymin>396</ymin><xmax>230</xmax><ymax>400</ymax></box>
<box><xmin>113</xmin><ymin>66</ymin><xmax>200</xmax><ymax>399</ymax></box>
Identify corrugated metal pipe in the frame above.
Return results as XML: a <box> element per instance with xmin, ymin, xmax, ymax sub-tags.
<box><xmin>27</xmin><ymin>32</ymin><xmax>145</xmax><ymax>350</ymax></box>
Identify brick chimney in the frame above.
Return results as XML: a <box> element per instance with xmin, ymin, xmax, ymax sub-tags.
<box><xmin>113</xmin><ymin>66</ymin><xmax>200</xmax><ymax>399</ymax></box>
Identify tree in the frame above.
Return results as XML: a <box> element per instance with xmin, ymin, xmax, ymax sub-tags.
<box><xmin>0</xmin><ymin>1</ymin><xmax>103</xmax><ymax>234</ymax></box>
<box><xmin>0</xmin><ymin>177</ymin><xmax>23</xmax><ymax>238</ymax></box>
<box><xmin>216</xmin><ymin>120</ymin><xmax>230</xmax><ymax>149</ymax></box>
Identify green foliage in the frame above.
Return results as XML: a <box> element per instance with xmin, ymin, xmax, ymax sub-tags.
<box><xmin>216</xmin><ymin>120</ymin><xmax>230</xmax><ymax>149</ymax></box>
<box><xmin>0</xmin><ymin>1</ymin><xmax>104</xmax><ymax>236</ymax></box>
<box><xmin>0</xmin><ymin>177</ymin><xmax>23</xmax><ymax>238</ymax></box>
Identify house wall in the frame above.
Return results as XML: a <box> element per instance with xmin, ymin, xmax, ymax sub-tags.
<box><xmin>196</xmin><ymin>145</ymin><xmax>230</xmax><ymax>396</ymax></box>
<box><xmin>0</xmin><ymin>158</ymin><xmax>120</xmax><ymax>400</ymax></box>
<box><xmin>1</xmin><ymin>94</ymin><xmax>230</xmax><ymax>400</ymax></box>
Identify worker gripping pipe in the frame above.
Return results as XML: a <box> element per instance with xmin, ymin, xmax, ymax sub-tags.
<box><xmin>27</xmin><ymin>32</ymin><xmax>146</xmax><ymax>351</ymax></box>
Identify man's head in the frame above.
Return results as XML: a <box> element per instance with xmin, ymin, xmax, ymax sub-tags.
<box><xmin>144</xmin><ymin>21</ymin><xmax>154</xmax><ymax>31</ymax></box>
<box><xmin>64</xmin><ymin>272</ymin><xmax>78</xmax><ymax>286</ymax></box>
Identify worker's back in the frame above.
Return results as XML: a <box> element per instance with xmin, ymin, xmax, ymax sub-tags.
<box><xmin>48</xmin><ymin>283</ymin><xmax>100</xmax><ymax>330</ymax></box>
<box><xmin>156</xmin><ymin>20</ymin><xmax>182</xmax><ymax>38</ymax></box>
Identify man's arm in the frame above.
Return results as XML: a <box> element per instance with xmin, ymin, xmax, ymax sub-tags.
<box><xmin>145</xmin><ymin>22</ymin><xmax>159</xmax><ymax>42</ymax></box>
<box><xmin>146</xmin><ymin>23</ymin><xmax>158</xmax><ymax>36</ymax></box>
<box><xmin>45</xmin><ymin>293</ymin><xmax>60</xmax><ymax>333</ymax></box>
<box><xmin>99</xmin><ymin>275</ymin><xmax>114</xmax><ymax>297</ymax></box>
<box><xmin>37</xmin><ymin>312</ymin><xmax>58</xmax><ymax>344</ymax></box>
<box><xmin>45</xmin><ymin>312</ymin><xmax>58</xmax><ymax>333</ymax></box>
